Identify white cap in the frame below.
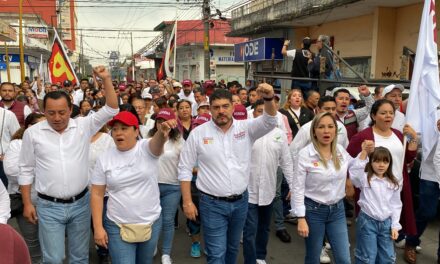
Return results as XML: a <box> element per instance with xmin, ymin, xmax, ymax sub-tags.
<box><xmin>173</xmin><ymin>82</ymin><xmax>182</xmax><ymax>88</ymax></box>
<box><xmin>383</xmin><ymin>84</ymin><xmax>404</xmax><ymax>96</ymax></box>
<box><xmin>141</xmin><ymin>89</ymin><xmax>153</xmax><ymax>99</ymax></box>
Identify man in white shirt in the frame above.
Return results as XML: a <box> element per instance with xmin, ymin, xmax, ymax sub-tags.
<box><xmin>178</xmin><ymin>79</ymin><xmax>196</xmax><ymax>105</ymax></box>
<box><xmin>72</xmin><ymin>78</ymin><xmax>90</xmax><ymax>107</ymax></box>
<box><xmin>0</xmin><ymin>106</ymin><xmax>20</xmax><ymax>188</ymax></box>
<box><xmin>243</xmin><ymin>100</ymin><xmax>293</xmax><ymax>264</ymax></box>
<box><xmin>178</xmin><ymin>84</ymin><xmax>278</xmax><ymax>264</ymax></box>
<box><xmin>18</xmin><ymin>66</ymin><xmax>119</xmax><ymax>264</ymax></box>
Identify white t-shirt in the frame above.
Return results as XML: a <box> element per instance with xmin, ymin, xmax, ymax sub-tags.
<box><xmin>88</xmin><ymin>133</ymin><xmax>115</xmax><ymax>179</ymax></box>
<box><xmin>373</xmin><ymin>132</ymin><xmax>404</xmax><ymax>185</ymax></box>
<box><xmin>157</xmin><ymin>138</ymin><xmax>184</xmax><ymax>185</ymax></box>
<box><xmin>91</xmin><ymin>139</ymin><xmax>161</xmax><ymax>224</ymax></box>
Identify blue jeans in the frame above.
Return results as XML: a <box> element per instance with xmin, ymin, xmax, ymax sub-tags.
<box><xmin>355</xmin><ymin>211</ymin><xmax>395</xmax><ymax>264</ymax></box>
<box><xmin>406</xmin><ymin>179</ymin><xmax>440</xmax><ymax>256</ymax></box>
<box><xmin>304</xmin><ymin>197</ymin><xmax>350</xmax><ymax>264</ymax></box>
<box><xmin>37</xmin><ymin>191</ymin><xmax>90</xmax><ymax>264</ymax></box>
<box><xmin>104</xmin><ymin>214</ymin><xmax>162</xmax><ymax>264</ymax></box>
<box><xmin>243</xmin><ymin>202</ymin><xmax>273</xmax><ymax>264</ymax></box>
<box><xmin>273</xmin><ymin>167</ymin><xmax>286</xmax><ymax>231</ymax></box>
<box><xmin>159</xmin><ymin>183</ymin><xmax>181</xmax><ymax>255</ymax></box>
<box><xmin>200</xmin><ymin>191</ymin><xmax>248</xmax><ymax>264</ymax></box>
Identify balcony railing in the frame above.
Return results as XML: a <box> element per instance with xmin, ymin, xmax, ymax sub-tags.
<box><xmin>229</xmin><ymin>0</ymin><xmax>361</xmax><ymax>35</ymax></box>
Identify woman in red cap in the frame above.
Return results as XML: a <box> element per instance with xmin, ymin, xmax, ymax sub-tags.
<box><xmin>90</xmin><ymin>111</ymin><xmax>176</xmax><ymax>264</ymax></box>
<box><xmin>147</xmin><ymin>108</ymin><xmax>183</xmax><ymax>264</ymax></box>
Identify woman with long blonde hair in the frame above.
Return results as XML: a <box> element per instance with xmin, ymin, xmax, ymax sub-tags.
<box><xmin>291</xmin><ymin>112</ymin><xmax>372</xmax><ymax>264</ymax></box>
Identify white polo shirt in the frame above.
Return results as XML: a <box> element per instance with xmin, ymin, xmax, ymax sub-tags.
<box><xmin>18</xmin><ymin>105</ymin><xmax>119</xmax><ymax>199</ymax></box>
<box><xmin>178</xmin><ymin>112</ymin><xmax>278</xmax><ymax>197</ymax></box>
<box><xmin>248</xmin><ymin>127</ymin><xmax>293</xmax><ymax>206</ymax></box>
<box><xmin>91</xmin><ymin>139</ymin><xmax>161</xmax><ymax>225</ymax></box>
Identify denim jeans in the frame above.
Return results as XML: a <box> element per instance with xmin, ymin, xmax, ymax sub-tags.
<box><xmin>200</xmin><ymin>190</ymin><xmax>248</xmax><ymax>264</ymax></box>
<box><xmin>159</xmin><ymin>183</ymin><xmax>181</xmax><ymax>256</ymax></box>
<box><xmin>304</xmin><ymin>197</ymin><xmax>350</xmax><ymax>264</ymax></box>
<box><xmin>104</xmin><ymin>214</ymin><xmax>162</xmax><ymax>264</ymax></box>
<box><xmin>406</xmin><ymin>179</ymin><xmax>440</xmax><ymax>256</ymax></box>
<box><xmin>16</xmin><ymin>214</ymin><xmax>41</xmax><ymax>263</ymax></box>
<box><xmin>355</xmin><ymin>211</ymin><xmax>395</xmax><ymax>264</ymax></box>
<box><xmin>273</xmin><ymin>167</ymin><xmax>286</xmax><ymax>231</ymax></box>
<box><xmin>36</xmin><ymin>191</ymin><xmax>90</xmax><ymax>264</ymax></box>
<box><xmin>243</xmin><ymin>202</ymin><xmax>273</xmax><ymax>264</ymax></box>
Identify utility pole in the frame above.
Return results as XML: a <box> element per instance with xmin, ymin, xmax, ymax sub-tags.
<box><xmin>79</xmin><ymin>30</ymin><xmax>83</xmax><ymax>78</ymax></box>
<box><xmin>131</xmin><ymin>32</ymin><xmax>135</xmax><ymax>83</ymax></box>
<box><xmin>4</xmin><ymin>42</ymin><xmax>11</xmax><ymax>82</ymax></box>
<box><xmin>19</xmin><ymin>0</ymin><xmax>25</xmax><ymax>82</ymax></box>
<box><xmin>202</xmin><ymin>0</ymin><xmax>210</xmax><ymax>81</ymax></box>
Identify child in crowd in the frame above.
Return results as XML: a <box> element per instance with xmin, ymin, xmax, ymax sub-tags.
<box><xmin>349</xmin><ymin>146</ymin><xmax>402</xmax><ymax>263</ymax></box>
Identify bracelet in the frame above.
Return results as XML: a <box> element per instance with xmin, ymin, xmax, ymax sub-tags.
<box><xmin>263</xmin><ymin>96</ymin><xmax>274</xmax><ymax>101</ymax></box>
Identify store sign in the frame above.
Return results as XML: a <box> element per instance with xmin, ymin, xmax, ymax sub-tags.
<box><xmin>0</xmin><ymin>54</ymin><xmax>28</xmax><ymax>63</ymax></box>
<box><xmin>234</xmin><ymin>38</ymin><xmax>284</xmax><ymax>62</ymax></box>
<box><xmin>27</xmin><ymin>27</ymin><xmax>49</xmax><ymax>39</ymax></box>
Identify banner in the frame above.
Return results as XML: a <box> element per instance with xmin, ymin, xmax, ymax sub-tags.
<box><xmin>406</xmin><ymin>0</ymin><xmax>440</xmax><ymax>161</ymax></box>
<box><xmin>164</xmin><ymin>21</ymin><xmax>176</xmax><ymax>78</ymax></box>
<box><xmin>48</xmin><ymin>30</ymin><xmax>78</xmax><ymax>86</ymax></box>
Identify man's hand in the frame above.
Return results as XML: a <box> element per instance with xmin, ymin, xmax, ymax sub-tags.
<box><xmin>183</xmin><ymin>202</ymin><xmax>198</xmax><ymax>221</ymax></box>
<box><xmin>283</xmin><ymin>40</ymin><xmax>290</xmax><ymax>46</ymax></box>
<box><xmin>23</xmin><ymin>203</ymin><xmax>38</xmax><ymax>224</ymax></box>
<box><xmin>256</xmin><ymin>83</ymin><xmax>274</xmax><ymax>99</ymax></box>
<box><xmin>93</xmin><ymin>66</ymin><xmax>111</xmax><ymax>80</ymax></box>
<box><xmin>358</xmin><ymin>85</ymin><xmax>371</xmax><ymax>97</ymax></box>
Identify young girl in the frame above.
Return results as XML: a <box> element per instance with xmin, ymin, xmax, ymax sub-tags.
<box><xmin>349</xmin><ymin>146</ymin><xmax>402</xmax><ymax>264</ymax></box>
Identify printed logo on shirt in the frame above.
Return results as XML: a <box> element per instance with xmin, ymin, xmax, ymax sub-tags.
<box><xmin>203</xmin><ymin>137</ymin><xmax>214</xmax><ymax>144</ymax></box>
<box><xmin>273</xmin><ymin>135</ymin><xmax>282</xmax><ymax>142</ymax></box>
<box><xmin>234</xmin><ymin>131</ymin><xmax>246</xmax><ymax>140</ymax></box>
<box><xmin>312</xmin><ymin>160</ymin><xmax>320</xmax><ymax>167</ymax></box>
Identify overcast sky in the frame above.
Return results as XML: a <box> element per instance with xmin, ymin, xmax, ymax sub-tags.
<box><xmin>76</xmin><ymin>0</ymin><xmax>240</xmax><ymax>66</ymax></box>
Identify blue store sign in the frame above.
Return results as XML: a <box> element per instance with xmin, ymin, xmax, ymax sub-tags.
<box><xmin>0</xmin><ymin>54</ymin><xmax>29</xmax><ymax>63</ymax></box>
<box><xmin>234</xmin><ymin>38</ymin><xmax>284</xmax><ymax>62</ymax></box>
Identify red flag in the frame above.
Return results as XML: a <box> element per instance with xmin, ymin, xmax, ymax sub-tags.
<box><xmin>48</xmin><ymin>31</ymin><xmax>78</xmax><ymax>86</ymax></box>
<box><xmin>157</xmin><ymin>57</ymin><xmax>165</xmax><ymax>81</ymax></box>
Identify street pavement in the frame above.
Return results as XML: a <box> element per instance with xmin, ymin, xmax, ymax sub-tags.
<box><xmin>8</xmin><ymin>212</ymin><xmax>440</xmax><ymax>263</ymax></box>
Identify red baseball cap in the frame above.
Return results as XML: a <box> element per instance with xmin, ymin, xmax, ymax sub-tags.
<box><xmin>192</xmin><ymin>113</ymin><xmax>211</xmax><ymax>128</ymax></box>
<box><xmin>156</xmin><ymin>108</ymin><xmax>176</xmax><ymax>121</ymax></box>
<box><xmin>233</xmin><ymin>104</ymin><xmax>248</xmax><ymax>120</ymax></box>
<box><xmin>108</xmin><ymin>111</ymin><xmax>139</xmax><ymax>129</ymax></box>
<box><xmin>182</xmin><ymin>79</ymin><xmax>192</xmax><ymax>87</ymax></box>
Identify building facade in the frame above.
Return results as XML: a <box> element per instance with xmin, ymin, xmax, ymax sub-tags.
<box><xmin>228</xmin><ymin>0</ymin><xmax>426</xmax><ymax>87</ymax></box>
<box><xmin>153</xmin><ymin>19</ymin><xmax>247</xmax><ymax>82</ymax></box>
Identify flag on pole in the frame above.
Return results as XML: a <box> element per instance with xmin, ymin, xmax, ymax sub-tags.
<box><xmin>48</xmin><ymin>30</ymin><xmax>79</xmax><ymax>86</ymax></box>
<box><xmin>157</xmin><ymin>57</ymin><xmax>165</xmax><ymax>81</ymax></box>
<box><xmin>164</xmin><ymin>22</ymin><xmax>176</xmax><ymax>78</ymax></box>
<box><xmin>406</xmin><ymin>0</ymin><xmax>440</xmax><ymax>161</ymax></box>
